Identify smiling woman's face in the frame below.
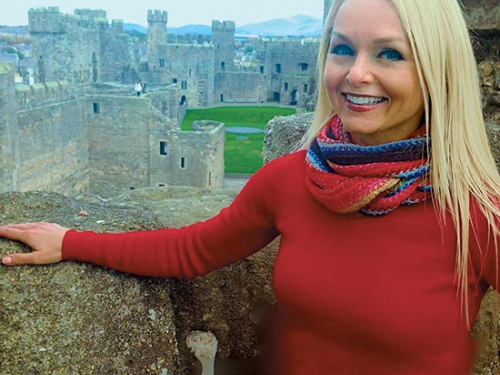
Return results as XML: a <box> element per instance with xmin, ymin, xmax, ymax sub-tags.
<box><xmin>324</xmin><ymin>0</ymin><xmax>424</xmax><ymax>145</ymax></box>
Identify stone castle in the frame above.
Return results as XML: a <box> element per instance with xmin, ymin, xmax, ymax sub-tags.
<box><xmin>1</xmin><ymin>0</ymin><xmax>499</xmax><ymax>199</ymax></box>
<box><xmin>0</xmin><ymin>5</ymin><xmax>326</xmax><ymax>198</ymax></box>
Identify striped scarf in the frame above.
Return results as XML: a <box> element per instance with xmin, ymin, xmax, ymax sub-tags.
<box><xmin>305</xmin><ymin>115</ymin><xmax>431</xmax><ymax>216</ymax></box>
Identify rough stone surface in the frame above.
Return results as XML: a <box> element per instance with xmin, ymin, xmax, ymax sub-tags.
<box><xmin>0</xmin><ymin>192</ymin><xmax>180</xmax><ymax>375</ymax></box>
<box><xmin>462</xmin><ymin>0</ymin><xmax>500</xmax><ymax>31</ymax></box>
<box><xmin>0</xmin><ymin>186</ymin><xmax>276</xmax><ymax>375</ymax></box>
<box><xmin>262</xmin><ymin>111</ymin><xmax>311</xmax><ymax>163</ymax></box>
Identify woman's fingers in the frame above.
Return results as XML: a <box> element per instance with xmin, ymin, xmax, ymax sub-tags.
<box><xmin>2</xmin><ymin>251</ymin><xmax>53</xmax><ymax>266</ymax></box>
<box><xmin>0</xmin><ymin>223</ymin><xmax>37</xmax><ymax>241</ymax></box>
<box><xmin>0</xmin><ymin>222</ymin><xmax>68</xmax><ymax>266</ymax></box>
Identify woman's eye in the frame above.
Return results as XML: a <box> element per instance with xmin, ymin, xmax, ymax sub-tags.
<box><xmin>331</xmin><ymin>44</ymin><xmax>354</xmax><ymax>56</ymax></box>
<box><xmin>380</xmin><ymin>49</ymin><xmax>403</xmax><ymax>61</ymax></box>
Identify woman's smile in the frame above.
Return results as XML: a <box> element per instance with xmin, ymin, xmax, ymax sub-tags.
<box><xmin>343</xmin><ymin>93</ymin><xmax>388</xmax><ymax>112</ymax></box>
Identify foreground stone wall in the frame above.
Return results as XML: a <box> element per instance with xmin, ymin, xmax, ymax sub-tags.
<box><xmin>465</xmin><ymin>0</ymin><xmax>500</xmax><ymax>124</ymax></box>
<box><xmin>0</xmin><ymin>187</ymin><xmax>277</xmax><ymax>375</ymax></box>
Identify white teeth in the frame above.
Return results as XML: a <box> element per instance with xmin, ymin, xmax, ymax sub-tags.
<box><xmin>346</xmin><ymin>94</ymin><xmax>385</xmax><ymax>105</ymax></box>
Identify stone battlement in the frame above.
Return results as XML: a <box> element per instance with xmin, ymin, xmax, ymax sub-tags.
<box><xmin>147</xmin><ymin>10</ymin><xmax>168</xmax><ymax>24</ymax></box>
<box><xmin>212</xmin><ymin>20</ymin><xmax>235</xmax><ymax>31</ymax></box>
<box><xmin>16</xmin><ymin>81</ymin><xmax>72</xmax><ymax>111</ymax></box>
<box><xmin>72</xmin><ymin>9</ymin><xmax>108</xmax><ymax>28</ymax></box>
<box><xmin>111</xmin><ymin>19</ymin><xmax>124</xmax><ymax>32</ymax></box>
<box><xmin>28</xmin><ymin>7</ymin><xmax>66</xmax><ymax>34</ymax></box>
<box><xmin>28</xmin><ymin>7</ymin><xmax>110</xmax><ymax>34</ymax></box>
<box><xmin>257</xmin><ymin>39</ymin><xmax>321</xmax><ymax>54</ymax></box>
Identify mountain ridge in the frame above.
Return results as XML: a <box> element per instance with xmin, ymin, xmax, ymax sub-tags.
<box><xmin>124</xmin><ymin>15</ymin><xmax>323</xmax><ymax>37</ymax></box>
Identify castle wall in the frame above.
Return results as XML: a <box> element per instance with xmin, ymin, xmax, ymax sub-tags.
<box><xmin>166</xmin><ymin>44</ymin><xmax>215</xmax><ymax>108</ymax></box>
<box><xmin>14</xmin><ymin>81</ymin><xmax>89</xmax><ymax>195</ymax></box>
<box><xmin>255</xmin><ymin>40</ymin><xmax>319</xmax><ymax>103</ymax></box>
<box><xmin>0</xmin><ymin>64</ymin><xmax>20</xmax><ymax>191</ymax></box>
<box><xmin>150</xmin><ymin>121</ymin><xmax>224</xmax><ymax>189</ymax></box>
<box><xmin>258</xmin><ymin>40</ymin><xmax>319</xmax><ymax>76</ymax></box>
<box><xmin>99</xmin><ymin>27</ymin><xmax>140</xmax><ymax>83</ymax></box>
<box><xmin>85</xmin><ymin>85</ymin><xmax>206</xmax><ymax>197</ymax></box>
<box><xmin>279</xmin><ymin>74</ymin><xmax>317</xmax><ymax>108</ymax></box>
<box><xmin>29</xmin><ymin>8</ymin><xmax>104</xmax><ymax>84</ymax></box>
<box><xmin>214</xmin><ymin>72</ymin><xmax>266</xmax><ymax>104</ymax></box>
<box><xmin>87</xmin><ymin>95</ymin><xmax>156</xmax><ymax>197</ymax></box>
<box><xmin>147</xmin><ymin>85</ymin><xmax>183</xmax><ymax>129</ymax></box>
<box><xmin>29</xmin><ymin>7</ymin><xmax>139</xmax><ymax>86</ymax></box>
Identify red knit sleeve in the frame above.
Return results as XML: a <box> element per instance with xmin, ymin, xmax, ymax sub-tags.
<box><xmin>61</xmin><ymin>160</ymin><xmax>283</xmax><ymax>278</ymax></box>
<box><xmin>468</xmin><ymin>199</ymin><xmax>500</xmax><ymax>290</ymax></box>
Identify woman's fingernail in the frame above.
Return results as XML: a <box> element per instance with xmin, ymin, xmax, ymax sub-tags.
<box><xmin>2</xmin><ymin>256</ymin><xmax>12</xmax><ymax>265</ymax></box>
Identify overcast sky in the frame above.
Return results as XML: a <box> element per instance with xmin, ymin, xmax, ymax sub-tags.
<box><xmin>1</xmin><ymin>1</ymin><xmax>324</xmax><ymax>28</ymax></box>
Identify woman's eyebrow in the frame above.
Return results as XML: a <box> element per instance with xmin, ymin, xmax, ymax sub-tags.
<box><xmin>331</xmin><ymin>31</ymin><xmax>407</xmax><ymax>46</ymax></box>
<box><xmin>371</xmin><ymin>36</ymin><xmax>408</xmax><ymax>45</ymax></box>
<box><xmin>330</xmin><ymin>31</ymin><xmax>351</xmax><ymax>43</ymax></box>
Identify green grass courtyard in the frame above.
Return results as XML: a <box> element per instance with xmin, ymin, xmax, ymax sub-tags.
<box><xmin>181</xmin><ymin>106</ymin><xmax>296</xmax><ymax>174</ymax></box>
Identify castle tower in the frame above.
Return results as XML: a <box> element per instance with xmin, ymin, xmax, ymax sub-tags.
<box><xmin>212</xmin><ymin>21</ymin><xmax>235</xmax><ymax>72</ymax></box>
<box><xmin>147</xmin><ymin>10</ymin><xmax>168</xmax><ymax>69</ymax></box>
<box><xmin>324</xmin><ymin>0</ymin><xmax>333</xmax><ymax>25</ymax></box>
<box><xmin>28</xmin><ymin>7</ymin><xmax>65</xmax><ymax>83</ymax></box>
<box><xmin>28</xmin><ymin>7</ymin><xmax>105</xmax><ymax>84</ymax></box>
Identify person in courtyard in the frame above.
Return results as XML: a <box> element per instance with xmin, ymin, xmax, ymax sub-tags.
<box><xmin>1</xmin><ymin>0</ymin><xmax>499</xmax><ymax>374</ymax></box>
<box><xmin>135</xmin><ymin>81</ymin><xmax>142</xmax><ymax>96</ymax></box>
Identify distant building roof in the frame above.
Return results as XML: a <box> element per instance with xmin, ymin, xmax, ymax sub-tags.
<box><xmin>0</xmin><ymin>53</ymin><xmax>19</xmax><ymax>65</ymax></box>
<box><xmin>234</xmin><ymin>34</ymin><xmax>260</xmax><ymax>40</ymax></box>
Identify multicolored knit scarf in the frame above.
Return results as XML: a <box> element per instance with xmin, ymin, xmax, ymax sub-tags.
<box><xmin>306</xmin><ymin>115</ymin><xmax>431</xmax><ymax>216</ymax></box>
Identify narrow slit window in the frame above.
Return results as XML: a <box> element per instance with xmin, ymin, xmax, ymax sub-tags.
<box><xmin>160</xmin><ymin>141</ymin><xmax>168</xmax><ymax>155</ymax></box>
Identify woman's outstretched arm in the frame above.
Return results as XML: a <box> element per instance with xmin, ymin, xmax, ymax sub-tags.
<box><xmin>0</xmin><ymin>222</ymin><xmax>69</xmax><ymax>266</ymax></box>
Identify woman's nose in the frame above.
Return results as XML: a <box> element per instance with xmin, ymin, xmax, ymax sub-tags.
<box><xmin>346</xmin><ymin>55</ymin><xmax>375</xmax><ymax>86</ymax></box>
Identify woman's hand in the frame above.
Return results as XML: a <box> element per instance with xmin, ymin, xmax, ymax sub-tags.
<box><xmin>0</xmin><ymin>222</ymin><xmax>69</xmax><ymax>266</ymax></box>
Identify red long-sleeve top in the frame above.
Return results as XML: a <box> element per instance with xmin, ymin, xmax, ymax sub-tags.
<box><xmin>63</xmin><ymin>150</ymin><xmax>496</xmax><ymax>375</ymax></box>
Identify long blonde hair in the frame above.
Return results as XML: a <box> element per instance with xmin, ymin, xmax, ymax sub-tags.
<box><xmin>303</xmin><ymin>0</ymin><xmax>500</xmax><ymax>323</ymax></box>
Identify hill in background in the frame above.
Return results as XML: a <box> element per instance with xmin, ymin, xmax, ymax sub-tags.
<box><xmin>124</xmin><ymin>15</ymin><xmax>322</xmax><ymax>37</ymax></box>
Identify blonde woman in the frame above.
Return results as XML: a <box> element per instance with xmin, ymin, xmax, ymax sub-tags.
<box><xmin>1</xmin><ymin>0</ymin><xmax>499</xmax><ymax>374</ymax></box>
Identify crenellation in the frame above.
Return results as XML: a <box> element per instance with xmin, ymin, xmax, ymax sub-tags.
<box><xmin>211</xmin><ymin>20</ymin><xmax>236</xmax><ymax>31</ymax></box>
<box><xmin>112</xmin><ymin>19</ymin><xmax>124</xmax><ymax>33</ymax></box>
<box><xmin>74</xmin><ymin>9</ymin><xmax>108</xmax><ymax>24</ymax></box>
<box><xmin>147</xmin><ymin>10</ymin><xmax>168</xmax><ymax>24</ymax></box>
<box><xmin>15</xmin><ymin>80</ymin><xmax>72</xmax><ymax>111</ymax></box>
<box><xmin>28</xmin><ymin>7</ymin><xmax>66</xmax><ymax>34</ymax></box>
<box><xmin>72</xmin><ymin>9</ymin><xmax>109</xmax><ymax>29</ymax></box>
